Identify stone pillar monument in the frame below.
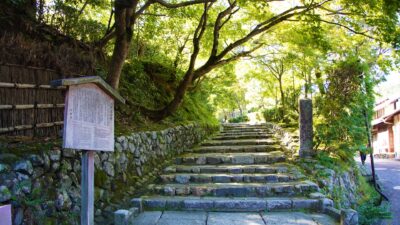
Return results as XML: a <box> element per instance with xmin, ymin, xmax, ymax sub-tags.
<box><xmin>299</xmin><ymin>98</ymin><xmax>315</xmax><ymax>158</ymax></box>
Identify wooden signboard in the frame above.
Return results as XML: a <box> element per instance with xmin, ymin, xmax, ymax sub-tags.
<box><xmin>52</xmin><ymin>76</ymin><xmax>124</xmax><ymax>225</ymax></box>
<box><xmin>64</xmin><ymin>83</ymin><xmax>114</xmax><ymax>151</ymax></box>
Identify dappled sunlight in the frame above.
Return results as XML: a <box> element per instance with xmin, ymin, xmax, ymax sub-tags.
<box><xmin>2</xmin><ymin>0</ymin><xmax>399</xmax><ymax>224</ymax></box>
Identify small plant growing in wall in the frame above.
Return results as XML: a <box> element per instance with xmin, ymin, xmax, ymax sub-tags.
<box><xmin>357</xmin><ymin>200</ymin><xmax>391</xmax><ymax>225</ymax></box>
<box><xmin>11</xmin><ymin>181</ymin><xmax>45</xmax><ymax>224</ymax></box>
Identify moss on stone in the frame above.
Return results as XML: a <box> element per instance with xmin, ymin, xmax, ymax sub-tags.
<box><xmin>0</xmin><ymin>137</ymin><xmax>61</xmax><ymax>155</ymax></box>
<box><xmin>95</xmin><ymin>170</ymin><xmax>108</xmax><ymax>189</ymax></box>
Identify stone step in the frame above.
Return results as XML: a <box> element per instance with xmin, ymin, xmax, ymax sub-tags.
<box><xmin>164</xmin><ymin>163</ymin><xmax>292</xmax><ymax>174</ymax></box>
<box><xmin>149</xmin><ymin>181</ymin><xmax>319</xmax><ymax>197</ymax></box>
<box><xmin>160</xmin><ymin>173</ymin><xmax>299</xmax><ymax>184</ymax></box>
<box><xmin>175</xmin><ymin>152</ymin><xmax>286</xmax><ymax>165</ymax></box>
<box><xmin>191</xmin><ymin>145</ymin><xmax>282</xmax><ymax>153</ymax></box>
<box><xmin>131</xmin><ymin>211</ymin><xmax>338</xmax><ymax>225</ymax></box>
<box><xmin>212</xmin><ymin>134</ymin><xmax>274</xmax><ymax>140</ymax></box>
<box><xmin>222</xmin><ymin>128</ymin><xmax>271</xmax><ymax>133</ymax></box>
<box><xmin>219</xmin><ymin>131</ymin><xmax>273</xmax><ymax>136</ymax></box>
<box><xmin>202</xmin><ymin>139</ymin><xmax>279</xmax><ymax>146</ymax></box>
<box><xmin>222</xmin><ymin>124</ymin><xmax>270</xmax><ymax>129</ymax></box>
<box><xmin>223</xmin><ymin>124</ymin><xmax>266</xmax><ymax>126</ymax></box>
<box><xmin>132</xmin><ymin>196</ymin><xmax>328</xmax><ymax>212</ymax></box>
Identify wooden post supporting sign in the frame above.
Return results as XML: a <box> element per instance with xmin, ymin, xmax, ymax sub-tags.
<box><xmin>51</xmin><ymin>76</ymin><xmax>124</xmax><ymax>225</ymax></box>
<box><xmin>81</xmin><ymin>151</ymin><xmax>94</xmax><ymax>224</ymax></box>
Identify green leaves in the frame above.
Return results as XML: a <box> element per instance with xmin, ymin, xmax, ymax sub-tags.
<box><xmin>314</xmin><ymin>56</ymin><xmax>375</xmax><ymax>160</ymax></box>
<box><xmin>358</xmin><ymin>200</ymin><xmax>392</xmax><ymax>224</ymax></box>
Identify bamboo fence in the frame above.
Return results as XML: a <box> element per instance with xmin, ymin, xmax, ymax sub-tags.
<box><xmin>0</xmin><ymin>63</ymin><xmax>80</xmax><ymax>137</ymax></box>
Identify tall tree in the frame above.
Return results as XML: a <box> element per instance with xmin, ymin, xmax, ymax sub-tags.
<box><xmin>7</xmin><ymin>0</ymin><xmax>399</xmax><ymax>121</ymax></box>
<box><xmin>260</xmin><ymin>58</ymin><xmax>287</xmax><ymax>109</ymax></box>
<box><xmin>99</xmin><ymin>0</ymin><xmax>215</xmax><ymax>89</ymax></box>
<box><xmin>141</xmin><ymin>0</ymin><xmax>399</xmax><ymax>120</ymax></box>
<box><xmin>143</xmin><ymin>0</ymin><xmax>331</xmax><ymax>120</ymax></box>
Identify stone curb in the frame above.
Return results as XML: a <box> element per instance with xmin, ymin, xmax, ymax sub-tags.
<box><xmin>123</xmin><ymin>197</ymin><xmax>345</xmax><ymax>225</ymax></box>
<box><xmin>325</xmin><ymin>206</ymin><xmax>359</xmax><ymax>225</ymax></box>
<box><xmin>114</xmin><ymin>207</ymin><xmax>139</xmax><ymax>225</ymax></box>
<box><xmin>130</xmin><ymin>197</ymin><xmax>332</xmax><ymax>212</ymax></box>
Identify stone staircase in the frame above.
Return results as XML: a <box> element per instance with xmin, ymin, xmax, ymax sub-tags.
<box><xmin>126</xmin><ymin>124</ymin><xmax>339</xmax><ymax>224</ymax></box>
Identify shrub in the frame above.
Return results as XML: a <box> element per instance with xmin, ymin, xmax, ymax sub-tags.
<box><xmin>228</xmin><ymin>115</ymin><xmax>249</xmax><ymax>123</ymax></box>
<box><xmin>358</xmin><ymin>200</ymin><xmax>391</xmax><ymax>224</ymax></box>
<box><xmin>263</xmin><ymin>107</ymin><xmax>283</xmax><ymax>122</ymax></box>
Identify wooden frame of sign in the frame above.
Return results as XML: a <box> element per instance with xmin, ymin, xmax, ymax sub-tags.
<box><xmin>51</xmin><ymin>76</ymin><xmax>124</xmax><ymax>225</ymax></box>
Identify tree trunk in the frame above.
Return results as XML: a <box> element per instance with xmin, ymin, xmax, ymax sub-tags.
<box><xmin>238</xmin><ymin>106</ymin><xmax>243</xmax><ymax>116</ymax></box>
<box><xmin>106</xmin><ymin>4</ymin><xmax>136</xmax><ymax>89</ymax></box>
<box><xmin>23</xmin><ymin>0</ymin><xmax>36</xmax><ymax>19</ymax></box>
<box><xmin>148</xmin><ymin>70</ymin><xmax>195</xmax><ymax>121</ymax></box>
<box><xmin>38</xmin><ymin>0</ymin><xmax>44</xmax><ymax>21</ymax></box>
<box><xmin>315</xmin><ymin>71</ymin><xmax>325</xmax><ymax>95</ymax></box>
<box><xmin>145</xmin><ymin>58</ymin><xmax>236</xmax><ymax>121</ymax></box>
<box><xmin>278</xmin><ymin>76</ymin><xmax>285</xmax><ymax>108</ymax></box>
<box><xmin>303</xmin><ymin>72</ymin><xmax>309</xmax><ymax>98</ymax></box>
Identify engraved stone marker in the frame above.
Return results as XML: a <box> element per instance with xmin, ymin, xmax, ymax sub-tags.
<box><xmin>299</xmin><ymin>98</ymin><xmax>315</xmax><ymax>158</ymax></box>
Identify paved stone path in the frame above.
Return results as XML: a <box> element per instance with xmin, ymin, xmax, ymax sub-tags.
<box><xmin>140</xmin><ymin>124</ymin><xmax>323</xmax><ymax>204</ymax></box>
<box><xmin>127</xmin><ymin>124</ymin><xmax>337</xmax><ymax>225</ymax></box>
<box><xmin>359</xmin><ymin>157</ymin><xmax>400</xmax><ymax>225</ymax></box>
<box><xmin>133</xmin><ymin>211</ymin><xmax>338</xmax><ymax>225</ymax></box>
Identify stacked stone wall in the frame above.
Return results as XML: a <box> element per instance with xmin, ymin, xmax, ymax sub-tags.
<box><xmin>0</xmin><ymin>123</ymin><xmax>217</xmax><ymax>224</ymax></box>
<box><xmin>268</xmin><ymin>123</ymin><xmax>358</xmax><ymax>209</ymax></box>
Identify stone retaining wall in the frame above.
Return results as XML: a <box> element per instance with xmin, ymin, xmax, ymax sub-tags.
<box><xmin>266</xmin><ymin>122</ymin><xmax>300</xmax><ymax>157</ymax></box>
<box><xmin>0</xmin><ymin>123</ymin><xmax>217</xmax><ymax>224</ymax></box>
<box><xmin>300</xmin><ymin>160</ymin><xmax>359</xmax><ymax>209</ymax></box>
<box><xmin>269</xmin><ymin>123</ymin><xmax>359</xmax><ymax>224</ymax></box>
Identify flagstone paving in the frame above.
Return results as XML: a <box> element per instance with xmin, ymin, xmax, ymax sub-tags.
<box><xmin>132</xmin><ymin>211</ymin><xmax>338</xmax><ymax>225</ymax></box>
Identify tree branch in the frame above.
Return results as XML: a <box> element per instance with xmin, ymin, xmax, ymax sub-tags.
<box><xmin>210</xmin><ymin>0</ymin><xmax>238</xmax><ymax>58</ymax></box>
<box><xmin>190</xmin><ymin>1</ymin><xmax>333</xmax><ymax>82</ymax></box>
<box><xmin>154</xmin><ymin>0</ymin><xmax>216</xmax><ymax>8</ymax></box>
<box><xmin>135</xmin><ymin>1</ymin><xmax>153</xmax><ymax>16</ymax></box>
<box><xmin>141</xmin><ymin>2</ymin><xmax>213</xmax><ymax>120</ymax></box>
<box><xmin>287</xmin><ymin>17</ymin><xmax>378</xmax><ymax>40</ymax></box>
<box><xmin>215</xmin><ymin>0</ymin><xmax>332</xmax><ymax>63</ymax></box>
<box><xmin>319</xmin><ymin>6</ymin><xmax>354</xmax><ymax>16</ymax></box>
<box><xmin>141</xmin><ymin>13</ymin><xmax>168</xmax><ymax>16</ymax></box>
<box><xmin>96</xmin><ymin>0</ymin><xmax>214</xmax><ymax>48</ymax></box>
<box><xmin>173</xmin><ymin>34</ymin><xmax>190</xmax><ymax>70</ymax></box>
<box><xmin>95</xmin><ymin>25</ymin><xmax>116</xmax><ymax>48</ymax></box>
<box><xmin>189</xmin><ymin>75</ymin><xmax>207</xmax><ymax>92</ymax></box>
<box><xmin>193</xmin><ymin>44</ymin><xmax>263</xmax><ymax>80</ymax></box>
<box><xmin>76</xmin><ymin>0</ymin><xmax>89</xmax><ymax>19</ymax></box>
<box><xmin>318</xmin><ymin>19</ymin><xmax>377</xmax><ymax>40</ymax></box>
<box><xmin>187</xmin><ymin>2</ymin><xmax>211</xmax><ymax>74</ymax></box>
<box><xmin>106</xmin><ymin>10</ymin><xmax>114</xmax><ymax>32</ymax></box>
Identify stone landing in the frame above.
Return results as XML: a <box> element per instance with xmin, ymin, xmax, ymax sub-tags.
<box><xmin>132</xmin><ymin>211</ymin><xmax>337</xmax><ymax>225</ymax></box>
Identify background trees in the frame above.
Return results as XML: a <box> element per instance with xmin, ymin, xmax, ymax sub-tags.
<box><xmin>3</xmin><ymin>0</ymin><xmax>400</xmax><ymax>123</ymax></box>
<box><xmin>2</xmin><ymin>2</ymin><xmax>399</xmax><ymax>224</ymax></box>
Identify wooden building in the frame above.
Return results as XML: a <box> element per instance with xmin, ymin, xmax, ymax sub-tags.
<box><xmin>372</xmin><ymin>96</ymin><xmax>400</xmax><ymax>159</ymax></box>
